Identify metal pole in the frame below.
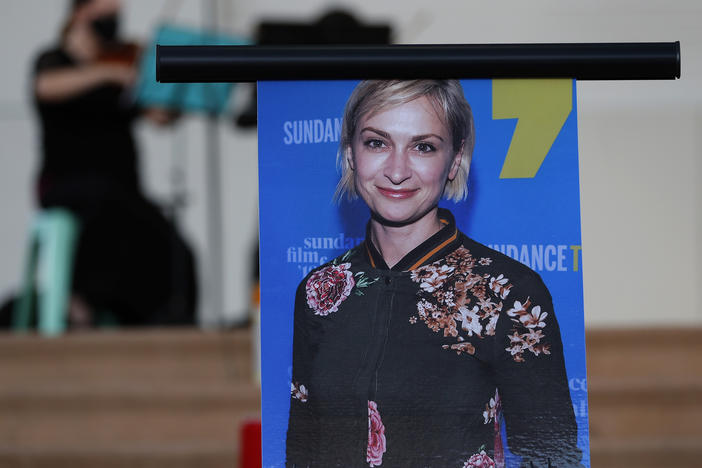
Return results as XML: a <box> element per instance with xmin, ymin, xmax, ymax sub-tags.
<box><xmin>156</xmin><ymin>42</ymin><xmax>681</xmax><ymax>82</ymax></box>
<box><xmin>202</xmin><ymin>0</ymin><xmax>224</xmax><ymax>326</ymax></box>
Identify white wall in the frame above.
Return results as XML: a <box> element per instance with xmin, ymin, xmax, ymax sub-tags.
<box><xmin>1</xmin><ymin>0</ymin><xmax>700</xmax><ymax>327</ymax></box>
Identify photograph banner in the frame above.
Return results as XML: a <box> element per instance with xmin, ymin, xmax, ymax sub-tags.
<box><xmin>259</xmin><ymin>79</ymin><xmax>589</xmax><ymax>468</ymax></box>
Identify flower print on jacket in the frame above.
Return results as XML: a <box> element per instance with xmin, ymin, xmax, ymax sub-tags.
<box><xmin>409</xmin><ymin>246</ymin><xmax>552</xmax><ymax>364</ymax></box>
<box><xmin>505</xmin><ymin>298</ymin><xmax>551</xmax><ymax>362</ymax></box>
<box><xmin>305</xmin><ymin>248</ymin><xmax>380</xmax><ymax>316</ymax></box>
<box><xmin>489</xmin><ymin>274</ymin><xmax>512</xmax><ymax>300</ymax></box>
<box><xmin>483</xmin><ymin>389</ymin><xmax>505</xmax><ymax>468</ymax></box>
<box><xmin>290</xmin><ymin>382</ymin><xmax>308</xmax><ymax>403</ymax></box>
<box><xmin>519</xmin><ymin>305</ymin><xmax>548</xmax><ymax>329</ymax></box>
<box><xmin>462</xmin><ymin>450</ymin><xmax>496</xmax><ymax>468</ymax></box>
<box><xmin>409</xmin><ymin>247</ymin><xmax>510</xmax><ymax>355</ymax></box>
<box><xmin>367</xmin><ymin>400</ymin><xmax>386</xmax><ymax>467</ymax></box>
<box><xmin>418</xmin><ymin>264</ymin><xmax>454</xmax><ymax>293</ymax></box>
<box><xmin>305</xmin><ymin>263</ymin><xmax>355</xmax><ymax>316</ymax></box>
<box><xmin>459</xmin><ymin>305</ymin><xmax>483</xmax><ymax>337</ymax></box>
<box><xmin>483</xmin><ymin>391</ymin><xmax>500</xmax><ymax>425</ymax></box>
<box><xmin>442</xmin><ymin>341</ymin><xmax>476</xmax><ymax>355</ymax></box>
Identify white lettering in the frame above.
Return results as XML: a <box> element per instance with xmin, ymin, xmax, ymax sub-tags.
<box><xmin>568</xmin><ymin>377</ymin><xmax>588</xmax><ymax>392</ymax></box>
<box><xmin>303</xmin><ymin>120</ymin><xmax>313</xmax><ymax>143</ymax></box>
<box><xmin>531</xmin><ymin>244</ymin><xmax>544</xmax><ymax>271</ymax></box>
<box><xmin>519</xmin><ymin>244</ymin><xmax>529</xmax><ymax>265</ymax></box>
<box><xmin>325</xmin><ymin>119</ymin><xmax>334</xmax><ymax>142</ymax></box>
<box><xmin>314</xmin><ymin>119</ymin><xmax>324</xmax><ymax>143</ymax></box>
<box><xmin>287</xmin><ymin>234</ymin><xmax>365</xmax><ymax>278</ymax></box>
<box><xmin>282</xmin><ymin>118</ymin><xmax>343</xmax><ymax>145</ymax></box>
<box><xmin>283</xmin><ymin>121</ymin><xmax>293</xmax><ymax>145</ymax></box>
<box><xmin>506</xmin><ymin>245</ymin><xmax>519</xmax><ymax>259</ymax></box>
<box><xmin>293</xmin><ymin>121</ymin><xmax>303</xmax><ymax>144</ymax></box>
<box><xmin>558</xmin><ymin>245</ymin><xmax>568</xmax><ymax>271</ymax></box>
<box><xmin>334</xmin><ymin>118</ymin><xmax>342</xmax><ymax>141</ymax></box>
<box><xmin>545</xmin><ymin>245</ymin><xmax>557</xmax><ymax>271</ymax></box>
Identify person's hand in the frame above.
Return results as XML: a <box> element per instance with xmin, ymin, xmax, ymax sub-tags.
<box><xmin>143</xmin><ymin>107</ymin><xmax>181</xmax><ymax>126</ymax></box>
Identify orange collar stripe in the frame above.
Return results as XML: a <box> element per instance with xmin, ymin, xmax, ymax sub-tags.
<box><xmin>407</xmin><ymin>228</ymin><xmax>458</xmax><ymax>271</ymax></box>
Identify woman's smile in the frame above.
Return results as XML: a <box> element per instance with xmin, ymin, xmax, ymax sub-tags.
<box><xmin>376</xmin><ymin>186</ymin><xmax>420</xmax><ymax>199</ymax></box>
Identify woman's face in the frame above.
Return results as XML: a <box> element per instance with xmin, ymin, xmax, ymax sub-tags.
<box><xmin>349</xmin><ymin>96</ymin><xmax>462</xmax><ymax>226</ymax></box>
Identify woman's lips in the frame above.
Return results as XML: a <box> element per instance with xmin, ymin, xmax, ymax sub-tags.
<box><xmin>376</xmin><ymin>187</ymin><xmax>419</xmax><ymax>199</ymax></box>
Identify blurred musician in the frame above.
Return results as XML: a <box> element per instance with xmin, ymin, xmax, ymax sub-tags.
<box><xmin>32</xmin><ymin>0</ymin><xmax>197</xmax><ymax>327</ymax></box>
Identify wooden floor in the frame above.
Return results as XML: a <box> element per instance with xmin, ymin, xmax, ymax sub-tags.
<box><xmin>0</xmin><ymin>327</ymin><xmax>700</xmax><ymax>467</ymax></box>
<box><xmin>587</xmin><ymin>329</ymin><xmax>702</xmax><ymax>467</ymax></box>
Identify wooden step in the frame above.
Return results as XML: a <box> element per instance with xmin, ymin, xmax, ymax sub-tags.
<box><xmin>0</xmin><ymin>328</ymin><xmax>253</xmax><ymax>383</ymax></box>
<box><xmin>0</xmin><ymin>445</ymin><xmax>239</xmax><ymax>468</ymax></box>
<box><xmin>586</xmin><ymin>328</ymin><xmax>702</xmax><ymax>380</ymax></box>
<box><xmin>586</xmin><ymin>328</ymin><xmax>702</xmax><ymax>467</ymax></box>
<box><xmin>588</xmin><ymin>379</ymin><xmax>702</xmax><ymax>439</ymax></box>
<box><xmin>1</xmin><ymin>327</ymin><xmax>700</xmax><ymax>467</ymax></box>
<box><xmin>0</xmin><ymin>406</ymin><xmax>258</xmax><ymax>447</ymax></box>
<box><xmin>590</xmin><ymin>438</ymin><xmax>702</xmax><ymax>468</ymax></box>
<box><xmin>586</xmin><ymin>328</ymin><xmax>702</xmax><ymax>441</ymax></box>
<box><xmin>0</xmin><ymin>328</ymin><xmax>258</xmax><ymax>468</ymax></box>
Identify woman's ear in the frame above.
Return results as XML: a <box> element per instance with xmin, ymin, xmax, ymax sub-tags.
<box><xmin>447</xmin><ymin>141</ymin><xmax>464</xmax><ymax>181</ymax></box>
<box><xmin>345</xmin><ymin>147</ymin><xmax>355</xmax><ymax>171</ymax></box>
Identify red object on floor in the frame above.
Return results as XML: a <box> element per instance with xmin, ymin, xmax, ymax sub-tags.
<box><xmin>240</xmin><ymin>419</ymin><xmax>262</xmax><ymax>468</ymax></box>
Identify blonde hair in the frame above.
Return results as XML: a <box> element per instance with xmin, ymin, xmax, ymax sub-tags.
<box><xmin>334</xmin><ymin>79</ymin><xmax>475</xmax><ymax>202</ymax></box>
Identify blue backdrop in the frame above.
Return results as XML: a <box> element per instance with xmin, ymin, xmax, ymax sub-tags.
<box><xmin>258</xmin><ymin>79</ymin><xmax>589</xmax><ymax>468</ymax></box>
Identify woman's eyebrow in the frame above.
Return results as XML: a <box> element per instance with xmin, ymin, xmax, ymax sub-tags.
<box><xmin>411</xmin><ymin>133</ymin><xmax>444</xmax><ymax>142</ymax></box>
<box><xmin>360</xmin><ymin>127</ymin><xmax>390</xmax><ymax>139</ymax></box>
<box><xmin>360</xmin><ymin>128</ymin><xmax>444</xmax><ymax>143</ymax></box>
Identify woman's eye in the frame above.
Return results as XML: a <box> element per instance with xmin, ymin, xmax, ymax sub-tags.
<box><xmin>415</xmin><ymin>142</ymin><xmax>436</xmax><ymax>153</ymax></box>
<box><xmin>364</xmin><ymin>139</ymin><xmax>386</xmax><ymax>150</ymax></box>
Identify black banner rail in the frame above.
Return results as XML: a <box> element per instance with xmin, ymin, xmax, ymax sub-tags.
<box><xmin>156</xmin><ymin>42</ymin><xmax>680</xmax><ymax>83</ymax></box>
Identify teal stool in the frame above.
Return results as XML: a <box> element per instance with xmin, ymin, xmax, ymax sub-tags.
<box><xmin>13</xmin><ymin>209</ymin><xmax>80</xmax><ymax>336</ymax></box>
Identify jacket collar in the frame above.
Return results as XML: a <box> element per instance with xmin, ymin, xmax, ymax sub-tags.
<box><xmin>363</xmin><ymin>208</ymin><xmax>461</xmax><ymax>272</ymax></box>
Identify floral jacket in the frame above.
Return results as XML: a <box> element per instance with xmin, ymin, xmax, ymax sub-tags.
<box><xmin>286</xmin><ymin>209</ymin><xmax>583</xmax><ymax>468</ymax></box>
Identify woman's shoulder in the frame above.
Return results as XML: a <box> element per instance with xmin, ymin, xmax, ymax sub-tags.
<box><xmin>409</xmin><ymin>232</ymin><xmax>556</xmax><ymax>359</ymax></box>
<box><xmin>456</xmin><ymin>234</ymin><xmax>546</xmax><ymax>290</ymax></box>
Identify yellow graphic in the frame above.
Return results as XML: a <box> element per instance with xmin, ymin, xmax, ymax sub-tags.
<box><xmin>493</xmin><ymin>79</ymin><xmax>572</xmax><ymax>179</ymax></box>
<box><xmin>570</xmin><ymin>245</ymin><xmax>582</xmax><ymax>272</ymax></box>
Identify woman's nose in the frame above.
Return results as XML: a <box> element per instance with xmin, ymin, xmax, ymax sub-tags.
<box><xmin>383</xmin><ymin>150</ymin><xmax>411</xmax><ymax>185</ymax></box>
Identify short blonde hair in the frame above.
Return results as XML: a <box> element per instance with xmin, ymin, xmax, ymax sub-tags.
<box><xmin>335</xmin><ymin>80</ymin><xmax>475</xmax><ymax>202</ymax></box>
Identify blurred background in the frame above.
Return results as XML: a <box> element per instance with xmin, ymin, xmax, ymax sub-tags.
<box><xmin>0</xmin><ymin>0</ymin><xmax>700</xmax><ymax>467</ymax></box>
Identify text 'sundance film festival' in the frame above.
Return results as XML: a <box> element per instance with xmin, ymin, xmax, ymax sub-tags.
<box><xmin>259</xmin><ymin>79</ymin><xmax>589</xmax><ymax>468</ymax></box>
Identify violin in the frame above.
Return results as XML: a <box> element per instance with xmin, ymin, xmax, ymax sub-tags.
<box><xmin>96</xmin><ymin>41</ymin><xmax>142</xmax><ymax>67</ymax></box>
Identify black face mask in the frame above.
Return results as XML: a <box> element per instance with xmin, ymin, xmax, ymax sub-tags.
<box><xmin>91</xmin><ymin>14</ymin><xmax>119</xmax><ymax>42</ymax></box>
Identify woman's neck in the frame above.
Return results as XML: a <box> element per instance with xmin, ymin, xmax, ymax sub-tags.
<box><xmin>370</xmin><ymin>207</ymin><xmax>443</xmax><ymax>269</ymax></box>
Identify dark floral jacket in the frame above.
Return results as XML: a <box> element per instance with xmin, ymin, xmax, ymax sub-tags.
<box><xmin>286</xmin><ymin>209</ymin><xmax>583</xmax><ymax>468</ymax></box>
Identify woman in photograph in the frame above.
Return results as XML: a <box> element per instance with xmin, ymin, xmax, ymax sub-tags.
<box><xmin>286</xmin><ymin>80</ymin><xmax>582</xmax><ymax>468</ymax></box>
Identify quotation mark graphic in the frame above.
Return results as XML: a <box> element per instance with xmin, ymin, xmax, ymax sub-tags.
<box><xmin>493</xmin><ymin>79</ymin><xmax>572</xmax><ymax>179</ymax></box>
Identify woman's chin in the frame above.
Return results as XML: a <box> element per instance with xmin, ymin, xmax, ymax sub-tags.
<box><xmin>370</xmin><ymin>205</ymin><xmax>433</xmax><ymax>227</ymax></box>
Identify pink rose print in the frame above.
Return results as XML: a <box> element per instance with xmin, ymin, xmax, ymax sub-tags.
<box><xmin>463</xmin><ymin>450</ymin><xmax>496</xmax><ymax>468</ymax></box>
<box><xmin>305</xmin><ymin>263</ymin><xmax>355</xmax><ymax>316</ymax></box>
<box><xmin>367</xmin><ymin>400</ymin><xmax>386</xmax><ymax>467</ymax></box>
